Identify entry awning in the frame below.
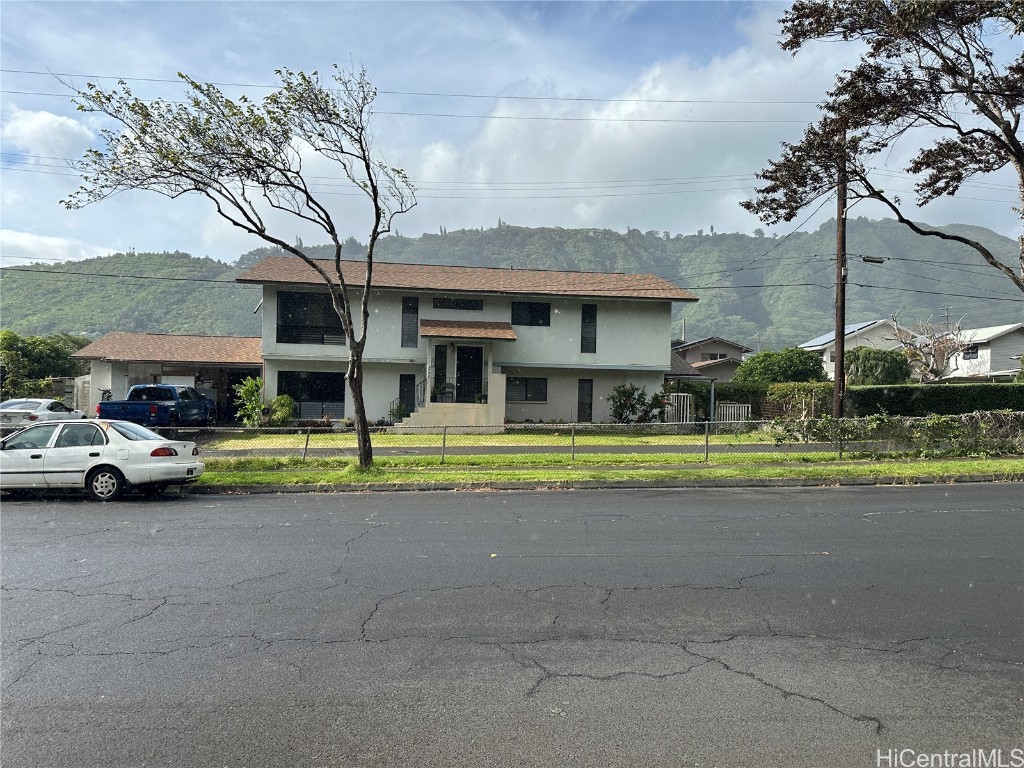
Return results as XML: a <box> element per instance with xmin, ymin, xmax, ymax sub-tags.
<box><xmin>420</xmin><ymin>319</ymin><xmax>517</xmax><ymax>341</ymax></box>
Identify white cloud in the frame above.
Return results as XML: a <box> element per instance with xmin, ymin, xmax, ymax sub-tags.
<box><xmin>1</xmin><ymin>107</ymin><xmax>94</xmax><ymax>159</ymax></box>
<box><xmin>0</xmin><ymin>229</ymin><xmax>114</xmax><ymax>266</ymax></box>
<box><xmin>0</xmin><ymin>0</ymin><xmax>1017</xmax><ymax>269</ymax></box>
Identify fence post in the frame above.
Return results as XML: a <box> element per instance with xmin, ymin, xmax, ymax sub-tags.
<box><xmin>302</xmin><ymin>424</ymin><xmax>311</xmax><ymax>461</ymax></box>
<box><xmin>441</xmin><ymin>425</ymin><xmax>447</xmax><ymax>465</ymax></box>
<box><xmin>704</xmin><ymin>419</ymin><xmax>710</xmax><ymax>462</ymax></box>
<box><xmin>571</xmin><ymin>424</ymin><xmax>576</xmax><ymax>461</ymax></box>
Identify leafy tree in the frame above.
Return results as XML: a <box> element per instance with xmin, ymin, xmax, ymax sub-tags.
<box><xmin>232</xmin><ymin>377</ymin><xmax>265</xmax><ymax>428</ymax></box>
<box><xmin>63</xmin><ymin>66</ymin><xmax>415</xmax><ymax>468</ymax></box>
<box><xmin>742</xmin><ymin>0</ymin><xmax>1024</xmax><ymax>292</ymax></box>
<box><xmin>0</xmin><ymin>331</ymin><xmax>91</xmax><ymax>399</ymax></box>
<box><xmin>845</xmin><ymin>346</ymin><xmax>911</xmax><ymax>385</ymax></box>
<box><xmin>608</xmin><ymin>383</ymin><xmax>667</xmax><ymax>423</ymax></box>
<box><xmin>733</xmin><ymin>347</ymin><xmax>827</xmax><ymax>383</ymax></box>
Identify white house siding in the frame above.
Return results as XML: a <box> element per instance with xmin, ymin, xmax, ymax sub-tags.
<box><xmin>818</xmin><ymin>325</ymin><xmax>900</xmax><ymax>380</ymax></box>
<box><xmin>946</xmin><ymin>328</ymin><xmax>1024</xmax><ymax>379</ymax></box>
<box><xmin>260</xmin><ymin>286</ymin><xmax>675</xmax><ymax>423</ymax></box>
<box><xmin>501</xmin><ymin>367</ymin><xmax>664</xmax><ymax>423</ymax></box>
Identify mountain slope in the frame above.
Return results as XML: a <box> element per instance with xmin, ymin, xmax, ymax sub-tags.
<box><xmin>2</xmin><ymin>219</ymin><xmax>1019</xmax><ymax>347</ymax></box>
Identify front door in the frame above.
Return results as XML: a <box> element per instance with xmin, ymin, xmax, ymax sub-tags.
<box><xmin>398</xmin><ymin>374</ymin><xmax>417</xmax><ymax>417</ymax></box>
<box><xmin>455</xmin><ymin>346</ymin><xmax>483</xmax><ymax>403</ymax></box>
<box><xmin>577</xmin><ymin>379</ymin><xmax>594</xmax><ymax>422</ymax></box>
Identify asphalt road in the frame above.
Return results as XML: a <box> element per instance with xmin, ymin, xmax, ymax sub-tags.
<box><xmin>2</xmin><ymin>485</ymin><xmax>1022</xmax><ymax>768</ymax></box>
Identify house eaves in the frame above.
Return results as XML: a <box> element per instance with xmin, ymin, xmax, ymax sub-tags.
<box><xmin>237</xmin><ymin>257</ymin><xmax>699</xmax><ymax>303</ymax></box>
<box><xmin>73</xmin><ymin>332</ymin><xmax>263</xmax><ymax>366</ymax></box>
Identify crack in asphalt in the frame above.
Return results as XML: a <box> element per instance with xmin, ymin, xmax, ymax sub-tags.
<box><xmin>682</xmin><ymin>643</ymin><xmax>886</xmax><ymax>736</ymax></box>
<box><xmin>329</xmin><ymin>523</ymin><xmax>384</xmax><ymax>584</ymax></box>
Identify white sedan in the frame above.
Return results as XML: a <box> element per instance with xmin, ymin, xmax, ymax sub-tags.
<box><xmin>0</xmin><ymin>419</ymin><xmax>204</xmax><ymax>500</ymax></box>
<box><xmin>1</xmin><ymin>398</ymin><xmax>85</xmax><ymax>428</ymax></box>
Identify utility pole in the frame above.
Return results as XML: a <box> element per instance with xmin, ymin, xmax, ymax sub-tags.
<box><xmin>833</xmin><ymin>131</ymin><xmax>848</xmax><ymax>419</ymax></box>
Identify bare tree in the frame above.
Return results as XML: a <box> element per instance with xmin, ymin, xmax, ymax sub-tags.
<box><xmin>888</xmin><ymin>312</ymin><xmax>970</xmax><ymax>382</ymax></box>
<box><xmin>61</xmin><ymin>66</ymin><xmax>416</xmax><ymax>468</ymax></box>
<box><xmin>742</xmin><ymin>1</ymin><xmax>1024</xmax><ymax>292</ymax></box>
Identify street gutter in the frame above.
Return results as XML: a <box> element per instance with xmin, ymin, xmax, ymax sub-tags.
<box><xmin>189</xmin><ymin>473</ymin><xmax>1022</xmax><ymax>494</ymax></box>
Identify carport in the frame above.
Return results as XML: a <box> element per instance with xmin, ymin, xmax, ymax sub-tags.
<box><xmin>73</xmin><ymin>332</ymin><xmax>263</xmax><ymax>422</ymax></box>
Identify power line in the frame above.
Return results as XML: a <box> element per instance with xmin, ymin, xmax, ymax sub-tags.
<box><xmin>0</xmin><ymin>68</ymin><xmax>821</xmax><ymax>104</ymax></box>
<box><xmin>0</xmin><ymin>266</ymin><xmax>251</xmax><ymax>286</ymax></box>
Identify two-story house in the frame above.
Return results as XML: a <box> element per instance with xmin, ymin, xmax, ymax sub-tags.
<box><xmin>670</xmin><ymin>336</ymin><xmax>753</xmax><ymax>382</ymax></box>
<box><xmin>237</xmin><ymin>257</ymin><xmax>697</xmax><ymax>425</ymax></box>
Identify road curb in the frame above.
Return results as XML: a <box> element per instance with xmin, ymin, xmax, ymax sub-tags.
<box><xmin>187</xmin><ymin>473</ymin><xmax>1019</xmax><ymax>495</ymax></box>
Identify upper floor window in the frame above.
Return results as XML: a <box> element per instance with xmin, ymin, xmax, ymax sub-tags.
<box><xmin>581</xmin><ymin>304</ymin><xmax>597</xmax><ymax>353</ymax></box>
<box><xmin>277</xmin><ymin>291</ymin><xmax>346</xmax><ymax>345</ymax></box>
<box><xmin>962</xmin><ymin>345</ymin><xmax>979</xmax><ymax>360</ymax></box>
<box><xmin>433</xmin><ymin>297</ymin><xmax>484</xmax><ymax>311</ymax></box>
<box><xmin>511</xmin><ymin>301</ymin><xmax>550</xmax><ymax>327</ymax></box>
<box><xmin>401</xmin><ymin>297</ymin><xmax>419</xmax><ymax>348</ymax></box>
<box><xmin>701</xmin><ymin>353</ymin><xmax>728</xmax><ymax>361</ymax></box>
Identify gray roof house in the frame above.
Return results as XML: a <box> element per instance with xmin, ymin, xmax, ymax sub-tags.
<box><xmin>941</xmin><ymin>323</ymin><xmax>1024</xmax><ymax>381</ymax></box>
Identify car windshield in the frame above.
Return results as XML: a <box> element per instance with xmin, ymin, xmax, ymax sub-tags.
<box><xmin>108</xmin><ymin>422</ymin><xmax>165</xmax><ymax>441</ymax></box>
<box><xmin>1</xmin><ymin>400</ymin><xmax>39</xmax><ymax>410</ymax></box>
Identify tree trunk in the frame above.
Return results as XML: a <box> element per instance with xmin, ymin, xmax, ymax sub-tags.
<box><xmin>346</xmin><ymin>349</ymin><xmax>373</xmax><ymax>469</ymax></box>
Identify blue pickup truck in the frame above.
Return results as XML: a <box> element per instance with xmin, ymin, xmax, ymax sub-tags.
<box><xmin>96</xmin><ymin>385</ymin><xmax>217</xmax><ymax>428</ymax></box>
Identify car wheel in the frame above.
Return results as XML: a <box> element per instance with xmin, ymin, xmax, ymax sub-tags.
<box><xmin>86</xmin><ymin>467</ymin><xmax>125</xmax><ymax>501</ymax></box>
<box><xmin>139</xmin><ymin>483</ymin><xmax>168</xmax><ymax>498</ymax></box>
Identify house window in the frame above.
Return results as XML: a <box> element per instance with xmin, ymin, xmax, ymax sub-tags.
<box><xmin>962</xmin><ymin>345</ymin><xmax>979</xmax><ymax>360</ymax></box>
<box><xmin>701</xmin><ymin>353</ymin><xmax>727</xmax><ymax>361</ymax></box>
<box><xmin>401</xmin><ymin>297</ymin><xmax>419</xmax><ymax>348</ymax></box>
<box><xmin>276</xmin><ymin>291</ymin><xmax>346</xmax><ymax>345</ymax></box>
<box><xmin>433</xmin><ymin>297</ymin><xmax>484</xmax><ymax>311</ymax></box>
<box><xmin>278</xmin><ymin>371</ymin><xmax>345</xmax><ymax>418</ymax></box>
<box><xmin>506</xmin><ymin>377</ymin><xmax>548</xmax><ymax>402</ymax></box>
<box><xmin>581</xmin><ymin>304</ymin><xmax>597</xmax><ymax>354</ymax></box>
<box><xmin>511</xmin><ymin>301</ymin><xmax>550</xmax><ymax>326</ymax></box>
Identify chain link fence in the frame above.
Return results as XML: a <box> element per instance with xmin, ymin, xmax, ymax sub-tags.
<box><xmin>176</xmin><ymin>411</ymin><xmax>1024</xmax><ymax>465</ymax></box>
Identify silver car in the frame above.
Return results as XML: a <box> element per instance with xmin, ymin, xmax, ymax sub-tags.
<box><xmin>0</xmin><ymin>398</ymin><xmax>85</xmax><ymax>427</ymax></box>
<box><xmin>0</xmin><ymin>419</ymin><xmax>204</xmax><ymax>500</ymax></box>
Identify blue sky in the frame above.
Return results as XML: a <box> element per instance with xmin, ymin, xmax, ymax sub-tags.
<box><xmin>1</xmin><ymin>1</ymin><xmax>1020</xmax><ymax>267</ymax></box>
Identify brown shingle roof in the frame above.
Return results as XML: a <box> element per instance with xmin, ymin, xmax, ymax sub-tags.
<box><xmin>419</xmin><ymin>320</ymin><xmax>517</xmax><ymax>340</ymax></box>
<box><xmin>237</xmin><ymin>257</ymin><xmax>698</xmax><ymax>302</ymax></box>
<box><xmin>73</xmin><ymin>333</ymin><xmax>262</xmax><ymax>365</ymax></box>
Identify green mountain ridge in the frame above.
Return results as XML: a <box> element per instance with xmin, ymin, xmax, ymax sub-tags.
<box><xmin>1</xmin><ymin>219</ymin><xmax>1020</xmax><ymax>348</ymax></box>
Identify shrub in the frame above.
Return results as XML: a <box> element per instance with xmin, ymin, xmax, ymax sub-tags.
<box><xmin>233</xmin><ymin>376</ymin><xmax>265</xmax><ymax>428</ymax></box>
<box><xmin>267</xmin><ymin>394</ymin><xmax>296</xmax><ymax>426</ymax></box>
<box><xmin>608</xmin><ymin>383</ymin><xmax>667</xmax><ymax>423</ymax></box>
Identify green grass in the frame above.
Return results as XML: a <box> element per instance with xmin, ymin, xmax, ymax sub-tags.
<box><xmin>198</xmin><ymin>455</ymin><xmax>1024</xmax><ymax>488</ymax></box>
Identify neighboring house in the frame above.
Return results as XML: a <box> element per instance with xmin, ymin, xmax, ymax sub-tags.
<box><xmin>670</xmin><ymin>336</ymin><xmax>753</xmax><ymax>382</ymax></box>
<box><xmin>73</xmin><ymin>333</ymin><xmax>263</xmax><ymax>419</ymax></box>
<box><xmin>941</xmin><ymin>323</ymin><xmax>1024</xmax><ymax>382</ymax></box>
<box><xmin>798</xmin><ymin>320</ymin><xmax>900</xmax><ymax>380</ymax></box>
<box><xmin>236</xmin><ymin>257</ymin><xmax>697</xmax><ymax>425</ymax></box>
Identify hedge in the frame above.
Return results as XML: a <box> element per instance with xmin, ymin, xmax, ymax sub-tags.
<box><xmin>666</xmin><ymin>380</ymin><xmax>1024</xmax><ymax>418</ymax></box>
<box><xmin>847</xmin><ymin>383</ymin><xmax>1024</xmax><ymax>416</ymax></box>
